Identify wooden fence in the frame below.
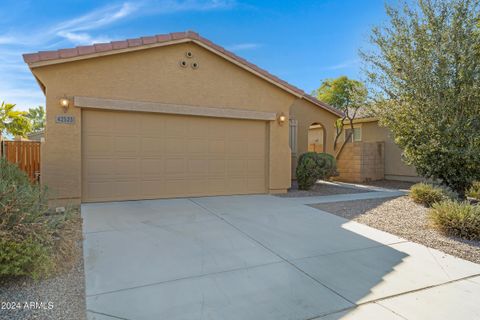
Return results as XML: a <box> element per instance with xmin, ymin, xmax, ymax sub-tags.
<box><xmin>1</xmin><ymin>140</ymin><xmax>41</xmax><ymax>182</ymax></box>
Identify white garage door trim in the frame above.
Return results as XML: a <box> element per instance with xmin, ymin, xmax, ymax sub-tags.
<box><xmin>75</xmin><ymin>96</ymin><xmax>277</xmax><ymax>121</ymax></box>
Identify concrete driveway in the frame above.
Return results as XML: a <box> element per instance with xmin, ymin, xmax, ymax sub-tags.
<box><xmin>82</xmin><ymin>193</ymin><xmax>480</xmax><ymax>320</ymax></box>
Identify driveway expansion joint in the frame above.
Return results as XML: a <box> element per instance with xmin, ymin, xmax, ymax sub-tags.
<box><xmin>290</xmin><ymin>240</ymin><xmax>409</xmax><ymax>263</ymax></box>
<box><xmin>357</xmin><ymin>273</ymin><xmax>480</xmax><ymax>306</ymax></box>
<box><xmin>86</xmin><ymin>260</ymin><xmax>284</xmax><ymax>298</ymax></box>
<box><xmin>188</xmin><ymin>197</ymin><xmax>357</xmax><ymax>306</ymax></box>
<box><xmin>87</xmin><ymin>309</ymin><xmax>132</xmax><ymax>320</ymax></box>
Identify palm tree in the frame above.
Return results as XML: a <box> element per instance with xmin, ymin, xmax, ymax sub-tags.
<box><xmin>26</xmin><ymin>106</ymin><xmax>45</xmax><ymax>133</ymax></box>
<box><xmin>0</xmin><ymin>102</ymin><xmax>32</xmax><ymax>140</ymax></box>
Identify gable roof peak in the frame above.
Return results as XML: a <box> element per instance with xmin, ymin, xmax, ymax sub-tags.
<box><xmin>22</xmin><ymin>31</ymin><xmax>342</xmax><ymax>117</ymax></box>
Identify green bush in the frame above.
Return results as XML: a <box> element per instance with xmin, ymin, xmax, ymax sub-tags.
<box><xmin>410</xmin><ymin>182</ymin><xmax>456</xmax><ymax>207</ymax></box>
<box><xmin>0</xmin><ymin>157</ymin><xmax>31</xmax><ymax>186</ymax></box>
<box><xmin>296</xmin><ymin>152</ymin><xmax>336</xmax><ymax>190</ymax></box>
<box><xmin>0</xmin><ymin>237</ymin><xmax>53</xmax><ymax>280</ymax></box>
<box><xmin>0</xmin><ymin>158</ymin><xmax>79</xmax><ymax>280</ymax></box>
<box><xmin>467</xmin><ymin>181</ymin><xmax>480</xmax><ymax>200</ymax></box>
<box><xmin>428</xmin><ymin>200</ymin><xmax>480</xmax><ymax>241</ymax></box>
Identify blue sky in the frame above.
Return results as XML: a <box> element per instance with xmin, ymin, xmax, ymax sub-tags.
<box><xmin>0</xmin><ymin>0</ymin><xmax>388</xmax><ymax>111</ymax></box>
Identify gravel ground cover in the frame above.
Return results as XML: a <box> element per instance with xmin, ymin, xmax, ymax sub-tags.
<box><xmin>277</xmin><ymin>180</ymin><xmax>373</xmax><ymax>198</ymax></box>
<box><xmin>0</xmin><ymin>220</ymin><xmax>86</xmax><ymax>320</ymax></box>
<box><xmin>311</xmin><ymin>196</ymin><xmax>480</xmax><ymax>263</ymax></box>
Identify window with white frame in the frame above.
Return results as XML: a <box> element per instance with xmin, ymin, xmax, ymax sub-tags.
<box><xmin>344</xmin><ymin>127</ymin><xmax>361</xmax><ymax>142</ymax></box>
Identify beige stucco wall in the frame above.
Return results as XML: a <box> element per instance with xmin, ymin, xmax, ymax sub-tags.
<box><xmin>30</xmin><ymin>41</ymin><xmax>339</xmax><ymax>204</ymax></box>
<box><xmin>361</xmin><ymin>121</ymin><xmax>419</xmax><ymax>181</ymax></box>
<box><xmin>289</xmin><ymin>99</ymin><xmax>338</xmax><ymax>176</ymax></box>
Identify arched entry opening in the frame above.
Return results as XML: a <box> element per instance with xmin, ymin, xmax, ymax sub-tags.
<box><xmin>308</xmin><ymin>122</ymin><xmax>326</xmax><ymax>153</ymax></box>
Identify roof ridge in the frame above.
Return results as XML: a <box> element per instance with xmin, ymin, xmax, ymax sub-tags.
<box><xmin>23</xmin><ymin>31</ymin><xmax>342</xmax><ymax>117</ymax></box>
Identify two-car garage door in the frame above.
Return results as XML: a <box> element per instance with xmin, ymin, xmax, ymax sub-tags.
<box><xmin>82</xmin><ymin>109</ymin><xmax>267</xmax><ymax>202</ymax></box>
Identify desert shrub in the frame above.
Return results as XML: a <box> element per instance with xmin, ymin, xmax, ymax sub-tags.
<box><xmin>0</xmin><ymin>158</ymin><xmax>80</xmax><ymax>279</ymax></box>
<box><xmin>0</xmin><ymin>157</ymin><xmax>30</xmax><ymax>186</ymax></box>
<box><xmin>410</xmin><ymin>182</ymin><xmax>456</xmax><ymax>207</ymax></box>
<box><xmin>296</xmin><ymin>152</ymin><xmax>336</xmax><ymax>190</ymax></box>
<box><xmin>0</xmin><ymin>237</ymin><xmax>53</xmax><ymax>280</ymax></box>
<box><xmin>428</xmin><ymin>200</ymin><xmax>480</xmax><ymax>240</ymax></box>
<box><xmin>467</xmin><ymin>181</ymin><xmax>480</xmax><ymax>200</ymax></box>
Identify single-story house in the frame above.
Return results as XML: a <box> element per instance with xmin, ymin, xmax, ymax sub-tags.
<box><xmin>335</xmin><ymin>108</ymin><xmax>421</xmax><ymax>183</ymax></box>
<box><xmin>23</xmin><ymin>31</ymin><xmax>342</xmax><ymax>204</ymax></box>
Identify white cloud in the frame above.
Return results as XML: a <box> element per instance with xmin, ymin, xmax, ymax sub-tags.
<box><xmin>147</xmin><ymin>0</ymin><xmax>236</xmax><ymax>13</ymax></box>
<box><xmin>53</xmin><ymin>3</ymin><xmax>136</xmax><ymax>32</ymax></box>
<box><xmin>56</xmin><ymin>31</ymin><xmax>112</xmax><ymax>46</ymax></box>
<box><xmin>321</xmin><ymin>59</ymin><xmax>360</xmax><ymax>71</ymax></box>
<box><xmin>226</xmin><ymin>43</ymin><xmax>262</xmax><ymax>51</ymax></box>
<box><xmin>0</xmin><ymin>35</ymin><xmax>16</xmax><ymax>44</ymax></box>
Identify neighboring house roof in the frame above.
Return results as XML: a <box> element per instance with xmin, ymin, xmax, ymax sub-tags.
<box><xmin>27</xmin><ymin>130</ymin><xmax>44</xmax><ymax>141</ymax></box>
<box><xmin>355</xmin><ymin>106</ymin><xmax>376</xmax><ymax>119</ymax></box>
<box><xmin>23</xmin><ymin>31</ymin><xmax>342</xmax><ymax>117</ymax></box>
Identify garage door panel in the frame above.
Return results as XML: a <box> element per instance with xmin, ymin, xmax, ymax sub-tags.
<box><xmin>227</xmin><ymin>177</ymin><xmax>248</xmax><ymax>193</ymax></box>
<box><xmin>141</xmin><ymin>137</ymin><xmax>163</xmax><ymax>156</ymax></box>
<box><xmin>114</xmin><ymin>136</ymin><xmax>139</xmax><ymax>156</ymax></box>
<box><xmin>247</xmin><ymin>159</ymin><xmax>265</xmax><ymax>176</ymax></box>
<box><xmin>247</xmin><ymin>122</ymin><xmax>266</xmax><ymax>138</ymax></box>
<box><xmin>188</xmin><ymin>158</ymin><xmax>209</xmax><ymax>175</ymax></box>
<box><xmin>83</xmin><ymin>111</ymin><xmax>112</xmax><ymax>133</ymax></box>
<box><xmin>209</xmin><ymin>159</ymin><xmax>225</xmax><ymax>174</ymax></box>
<box><xmin>247</xmin><ymin>178</ymin><xmax>266</xmax><ymax>192</ymax></box>
<box><xmin>84</xmin><ymin>134</ymin><xmax>113</xmax><ymax>156</ymax></box>
<box><xmin>140</xmin><ymin>180</ymin><xmax>164</xmax><ymax>197</ymax></box>
<box><xmin>140</xmin><ymin>117</ymin><xmax>164</xmax><ymax>136</ymax></box>
<box><xmin>140</xmin><ymin>159</ymin><xmax>164</xmax><ymax>176</ymax></box>
<box><xmin>187</xmin><ymin>118</ymin><xmax>208</xmax><ymax>137</ymax></box>
<box><xmin>187</xmin><ymin>139</ymin><xmax>209</xmax><ymax>153</ymax></box>
<box><xmin>114</xmin><ymin>113</ymin><xmax>140</xmax><ymax>132</ymax></box>
<box><xmin>84</xmin><ymin>159</ymin><xmax>115</xmax><ymax>178</ymax></box>
<box><xmin>165</xmin><ymin>158</ymin><xmax>186</xmax><ymax>175</ymax></box>
<box><xmin>163</xmin><ymin>179</ymin><xmax>187</xmax><ymax>197</ymax></box>
<box><xmin>226</xmin><ymin>159</ymin><xmax>247</xmax><ymax>176</ymax></box>
<box><xmin>227</xmin><ymin>122</ymin><xmax>247</xmax><ymax>138</ymax></box>
<box><xmin>188</xmin><ymin>178</ymin><xmax>207</xmax><ymax>194</ymax></box>
<box><xmin>248</xmin><ymin>141</ymin><xmax>265</xmax><ymax>155</ymax></box>
<box><xmin>209</xmin><ymin>140</ymin><xmax>225</xmax><ymax>154</ymax></box>
<box><xmin>82</xmin><ymin>110</ymin><xmax>267</xmax><ymax>202</ymax></box>
<box><xmin>227</xmin><ymin>141</ymin><xmax>248</xmax><ymax>155</ymax></box>
<box><xmin>114</xmin><ymin>158</ymin><xmax>139</xmax><ymax>177</ymax></box>
<box><xmin>207</xmin><ymin>178</ymin><xmax>226</xmax><ymax>193</ymax></box>
<box><xmin>115</xmin><ymin>180</ymin><xmax>141</xmax><ymax>199</ymax></box>
<box><xmin>207</xmin><ymin>124</ymin><xmax>225</xmax><ymax>139</ymax></box>
<box><xmin>164</xmin><ymin>117</ymin><xmax>187</xmax><ymax>137</ymax></box>
<box><xmin>165</xmin><ymin>138</ymin><xmax>186</xmax><ymax>154</ymax></box>
<box><xmin>84</xmin><ymin>182</ymin><xmax>113</xmax><ymax>200</ymax></box>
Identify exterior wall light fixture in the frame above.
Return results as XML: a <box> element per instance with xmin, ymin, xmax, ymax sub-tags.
<box><xmin>278</xmin><ymin>112</ymin><xmax>287</xmax><ymax>125</ymax></box>
<box><xmin>59</xmin><ymin>96</ymin><xmax>70</xmax><ymax>112</ymax></box>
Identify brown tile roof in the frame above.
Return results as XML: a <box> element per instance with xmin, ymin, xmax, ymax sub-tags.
<box><xmin>354</xmin><ymin>106</ymin><xmax>377</xmax><ymax>119</ymax></box>
<box><xmin>23</xmin><ymin>31</ymin><xmax>342</xmax><ymax>116</ymax></box>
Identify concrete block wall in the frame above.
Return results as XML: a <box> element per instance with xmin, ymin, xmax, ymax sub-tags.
<box><xmin>336</xmin><ymin>142</ymin><xmax>384</xmax><ymax>183</ymax></box>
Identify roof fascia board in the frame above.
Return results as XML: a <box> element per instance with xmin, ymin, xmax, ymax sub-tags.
<box><xmin>26</xmin><ymin>38</ymin><xmax>191</xmax><ymax>68</ymax></box>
